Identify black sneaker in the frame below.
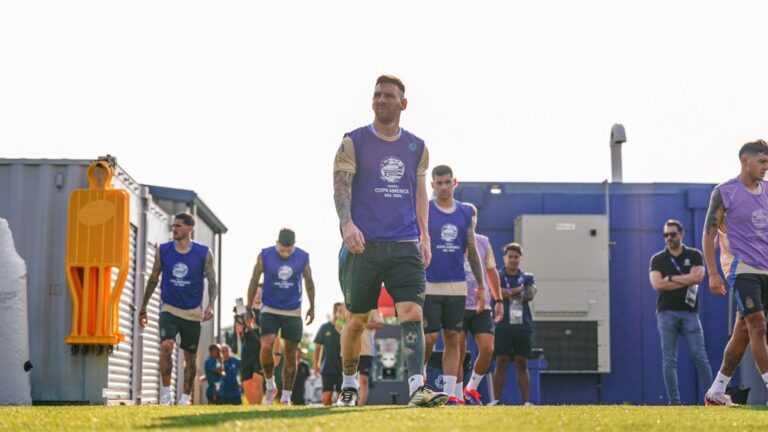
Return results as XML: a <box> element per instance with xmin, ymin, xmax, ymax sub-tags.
<box><xmin>336</xmin><ymin>387</ymin><xmax>359</xmax><ymax>406</ymax></box>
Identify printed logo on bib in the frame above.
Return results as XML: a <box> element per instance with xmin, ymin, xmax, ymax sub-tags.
<box><xmin>437</xmin><ymin>223</ymin><xmax>462</xmax><ymax>253</ymax></box>
<box><xmin>172</xmin><ymin>263</ymin><xmax>189</xmax><ymax>279</ymax></box>
<box><xmin>380</xmin><ymin>156</ymin><xmax>405</xmax><ymax>183</ymax></box>
<box><xmin>375</xmin><ymin>156</ymin><xmax>412</xmax><ymax>199</ymax></box>
<box><xmin>752</xmin><ymin>209</ymin><xmax>768</xmax><ymax>230</ymax></box>
<box><xmin>171</xmin><ymin>263</ymin><xmax>191</xmax><ymax>287</ymax></box>
<box><xmin>275</xmin><ymin>265</ymin><xmax>295</xmax><ymax>289</ymax></box>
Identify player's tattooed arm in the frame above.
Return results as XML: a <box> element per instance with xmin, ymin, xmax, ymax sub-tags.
<box><xmin>247</xmin><ymin>254</ymin><xmax>264</xmax><ymax>309</ymax></box>
<box><xmin>702</xmin><ymin>187</ymin><xmax>727</xmax><ymax>295</ymax></box>
<box><xmin>303</xmin><ymin>260</ymin><xmax>316</xmax><ymax>325</ymax></box>
<box><xmin>141</xmin><ymin>246</ymin><xmax>162</xmax><ymax>311</ymax></box>
<box><xmin>334</xmin><ymin>171</ymin><xmax>354</xmax><ymax>224</ymax></box>
<box><xmin>204</xmin><ymin>250</ymin><xmax>218</xmax><ymax>310</ymax></box>
<box><xmin>466</xmin><ymin>226</ymin><xmax>485</xmax><ymax>287</ymax></box>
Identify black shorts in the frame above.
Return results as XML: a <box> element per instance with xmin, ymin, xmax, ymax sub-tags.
<box><xmin>733</xmin><ymin>273</ymin><xmax>768</xmax><ymax>318</ymax></box>
<box><xmin>423</xmin><ymin>294</ymin><xmax>465</xmax><ymax>333</ymax></box>
<box><xmin>321</xmin><ymin>373</ymin><xmax>342</xmax><ymax>393</ymax></box>
<box><xmin>159</xmin><ymin>311</ymin><xmax>201</xmax><ymax>353</ymax></box>
<box><xmin>359</xmin><ymin>355</ymin><xmax>373</xmax><ymax>377</ymax></box>
<box><xmin>339</xmin><ymin>241</ymin><xmax>426</xmax><ymax>314</ymax></box>
<box><xmin>241</xmin><ymin>357</ymin><xmax>262</xmax><ymax>381</ymax></box>
<box><xmin>259</xmin><ymin>312</ymin><xmax>303</xmax><ymax>342</ymax></box>
<box><xmin>494</xmin><ymin>327</ymin><xmax>532</xmax><ymax>358</ymax></box>
<box><xmin>463</xmin><ymin>309</ymin><xmax>495</xmax><ymax>335</ymax></box>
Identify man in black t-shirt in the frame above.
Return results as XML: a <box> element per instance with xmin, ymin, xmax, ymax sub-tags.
<box><xmin>649</xmin><ymin>219</ymin><xmax>713</xmax><ymax>405</ymax></box>
<box><xmin>314</xmin><ymin>303</ymin><xmax>344</xmax><ymax>406</ymax></box>
<box><xmin>291</xmin><ymin>349</ymin><xmax>311</xmax><ymax>405</ymax></box>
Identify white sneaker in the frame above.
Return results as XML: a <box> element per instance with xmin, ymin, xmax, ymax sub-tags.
<box><xmin>523</xmin><ymin>401</ymin><xmax>535</xmax><ymax>406</ymax></box>
<box><xmin>486</xmin><ymin>400</ymin><xmax>500</xmax><ymax>406</ymax></box>
<box><xmin>160</xmin><ymin>393</ymin><xmax>173</xmax><ymax>406</ymax></box>
<box><xmin>178</xmin><ymin>398</ymin><xmax>191</xmax><ymax>406</ymax></box>
<box><xmin>263</xmin><ymin>388</ymin><xmax>277</xmax><ymax>406</ymax></box>
<box><xmin>704</xmin><ymin>391</ymin><xmax>737</xmax><ymax>406</ymax></box>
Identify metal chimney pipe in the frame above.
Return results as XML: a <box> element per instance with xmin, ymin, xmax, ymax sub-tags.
<box><xmin>610</xmin><ymin>124</ymin><xmax>627</xmax><ymax>183</ymax></box>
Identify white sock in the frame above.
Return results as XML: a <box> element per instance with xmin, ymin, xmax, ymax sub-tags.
<box><xmin>266</xmin><ymin>377</ymin><xmax>276</xmax><ymax>391</ymax></box>
<box><xmin>408</xmin><ymin>374</ymin><xmax>425</xmax><ymax>395</ymax></box>
<box><xmin>454</xmin><ymin>381</ymin><xmax>464</xmax><ymax>398</ymax></box>
<box><xmin>280</xmin><ymin>390</ymin><xmax>292</xmax><ymax>403</ymax></box>
<box><xmin>762</xmin><ymin>372</ymin><xmax>768</xmax><ymax>390</ymax></box>
<box><xmin>179</xmin><ymin>393</ymin><xmax>190</xmax><ymax>404</ymax></box>
<box><xmin>161</xmin><ymin>386</ymin><xmax>171</xmax><ymax>397</ymax></box>
<box><xmin>443</xmin><ymin>375</ymin><xmax>457</xmax><ymax>397</ymax></box>
<box><xmin>467</xmin><ymin>371</ymin><xmax>484</xmax><ymax>391</ymax></box>
<box><xmin>343</xmin><ymin>373</ymin><xmax>359</xmax><ymax>389</ymax></box>
<box><xmin>709</xmin><ymin>371</ymin><xmax>731</xmax><ymax>394</ymax></box>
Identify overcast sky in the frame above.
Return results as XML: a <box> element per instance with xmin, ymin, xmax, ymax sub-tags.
<box><xmin>2</xmin><ymin>1</ymin><xmax>767</xmax><ymax>334</ymax></box>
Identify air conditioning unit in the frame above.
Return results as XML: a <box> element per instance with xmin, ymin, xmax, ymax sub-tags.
<box><xmin>514</xmin><ymin>215</ymin><xmax>610</xmax><ymax>373</ymax></box>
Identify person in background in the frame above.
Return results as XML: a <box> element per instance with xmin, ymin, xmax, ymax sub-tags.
<box><xmin>202</xmin><ymin>344</ymin><xmax>223</xmax><ymax>404</ymax></box>
<box><xmin>314</xmin><ymin>303</ymin><xmax>344</xmax><ymax>406</ymax></box>
<box><xmin>291</xmin><ymin>348</ymin><xmax>312</xmax><ymax>405</ymax></box>
<box><xmin>219</xmin><ymin>344</ymin><xmax>242</xmax><ymax>405</ymax></box>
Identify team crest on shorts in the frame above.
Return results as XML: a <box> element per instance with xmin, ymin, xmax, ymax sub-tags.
<box><xmin>172</xmin><ymin>263</ymin><xmax>189</xmax><ymax>279</ymax></box>
<box><xmin>745</xmin><ymin>297</ymin><xmax>755</xmax><ymax>309</ymax></box>
<box><xmin>380</xmin><ymin>156</ymin><xmax>405</xmax><ymax>183</ymax></box>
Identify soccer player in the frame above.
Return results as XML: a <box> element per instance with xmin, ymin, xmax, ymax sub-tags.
<box><xmin>202</xmin><ymin>344</ymin><xmax>223</xmax><ymax>404</ymax></box>
<box><xmin>422</xmin><ymin>165</ymin><xmax>487</xmax><ymax>406</ymax></box>
<box><xmin>247</xmin><ymin>228</ymin><xmax>316</xmax><ymax>406</ymax></box>
<box><xmin>490</xmin><ymin>243</ymin><xmax>537</xmax><ymax>406</ymax></box>
<box><xmin>459</xmin><ymin>203</ymin><xmax>504</xmax><ymax>405</ymax></box>
<box><xmin>359</xmin><ymin>309</ymin><xmax>384</xmax><ymax>406</ymax></box>
<box><xmin>219</xmin><ymin>344</ymin><xmax>242</xmax><ymax>405</ymax></box>
<box><xmin>138</xmin><ymin>212</ymin><xmax>218</xmax><ymax>406</ymax></box>
<box><xmin>333</xmin><ymin>75</ymin><xmax>447</xmax><ymax>407</ymax></box>
<box><xmin>703</xmin><ymin>139</ymin><xmax>768</xmax><ymax>406</ymax></box>
<box><xmin>239</xmin><ymin>289</ymin><xmax>263</xmax><ymax>405</ymax></box>
<box><xmin>314</xmin><ymin>303</ymin><xmax>345</xmax><ymax>406</ymax></box>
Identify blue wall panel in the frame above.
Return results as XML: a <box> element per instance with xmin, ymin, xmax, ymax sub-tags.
<box><xmin>455</xmin><ymin>182</ymin><xmax>730</xmax><ymax>405</ymax></box>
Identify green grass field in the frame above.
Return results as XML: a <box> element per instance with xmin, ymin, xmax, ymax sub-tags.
<box><xmin>1</xmin><ymin>405</ymin><xmax>767</xmax><ymax>431</ymax></box>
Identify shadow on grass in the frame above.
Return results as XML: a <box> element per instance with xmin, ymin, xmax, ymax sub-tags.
<box><xmin>145</xmin><ymin>406</ymin><xmax>405</xmax><ymax>429</ymax></box>
<box><xmin>736</xmin><ymin>405</ymin><xmax>768</xmax><ymax>411</ymax></box>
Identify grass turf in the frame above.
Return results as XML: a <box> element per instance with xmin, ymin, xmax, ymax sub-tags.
<box><xmin>2</xmin><ymin>405</ymin><xmax>768</xmax><ymax>431</ymax></box>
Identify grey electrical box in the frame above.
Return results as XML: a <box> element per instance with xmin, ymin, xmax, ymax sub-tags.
<box><xmin>514</xmin><ymin>214</ymin><xmax>610</xmax><ymax>373</ymax></box>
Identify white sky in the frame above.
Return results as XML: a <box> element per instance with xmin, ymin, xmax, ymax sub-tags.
<box><xmin>2</xmin><ymin>1</ymin><xmax>768</xmax><ymax>334</ymax></box>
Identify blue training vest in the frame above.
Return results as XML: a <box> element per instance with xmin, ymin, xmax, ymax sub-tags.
<box><xmin>160</xmin><ymin>241</ymin><xmax>209</xmax><ymax>309</ymax></box>
<box><xmin>426</xmin><ymin>200</ymin><xmax>474</xmax><ymax>283</ymax></box>
<box><xmin>261</xmin><ymin>246</ymin><xmax>309</xmax><ymax>311</ymax></box>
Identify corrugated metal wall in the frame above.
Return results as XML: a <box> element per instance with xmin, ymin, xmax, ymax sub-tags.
<box><xmin>455</xmin><ymin>182</ymin><xmax>729</xmax><ymax>405</ymax></box>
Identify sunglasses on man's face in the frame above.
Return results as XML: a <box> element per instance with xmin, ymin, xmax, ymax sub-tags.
<box><xmin>663</xmin><ymin>232</ymin><xmax>678</xmax><ymax>238</ymax></box>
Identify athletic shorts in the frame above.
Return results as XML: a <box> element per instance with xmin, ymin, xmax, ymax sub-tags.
<box><xmin>339</xmin><ymin>241</ymin><xmax>426</xmax><ymax>314</ymax></box>
<box><xmin>423</xmin><ymin>295</ymin><xmax>466</xmax><ymax>333</ymax></box>
<box><xmin>321</xmin><ymin>373</ymin><xmax>342</xmax><ymax>393</ymax></box>
<box><xmin>733</xmin><ymin>273</ymin><xmax>768</xmax><ymax>318</ymax></box>
<box><xmin>463</xmin><ymin>309</ymin><xmax>495</xmax><ymax>335</ymax></box>
<box><xmin>259</xmin><ymin>312</ymin><xmax>303</xmax><ymax>342</ymax></box>
<box><xmin>359</xmin><ymin>355</ymin><xmax>373</xmax><ymax>377</ymax></box>
<box><xmin>240</xmin><ymin>357</ymin><xmax>262</xmax><ymax>381</ymax></box>
<box><xmin>494</xmin><ymin>327</ymin><xmax>532</xmax><ymax>358</ymax></box>
<box><xmin>159</xmin><ymin>311</ymin><xmax>201</xmax><ymax>353</ymax></box>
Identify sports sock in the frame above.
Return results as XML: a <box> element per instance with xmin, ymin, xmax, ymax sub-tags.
<box><xmin>401</xmin><ymin>320</ymin><xmax>426</xmax><ymax>394</ymax></box>
<box><xmin>343</xmin><ymin>373</ymin><xmax>359</xmax><ymax>390</ymax></box>
<box><xmin>467</xmin><ymin>371</ymin><xmax>484</xmax><ymax>391</ymax></box>
<box><xmin>266</xmin><ymin>377</ymin><xmax>276</xmax><ymax>391</ymax></box>
<box><xmin>454</xmin><ymin>381</ymin><xmax>464</xmax><ymax>398</ymax></box>
<box><xmin>443</xmin><ymin>376</ymin><xmax>457</xmax><ymax>398</ymax></box>
<box><xmin>408</xmin><ymin>374</ymin><xmax>425</xmax><ymax>395</ymax></box>
<box><xmin>709</xmin><ymin>371</ymin><xmax>731</xmax><ymax>394</ymax></box>
<box><xmin>179</xmin><ymin>393</ymin><xmax>190</xmax><ymax>405</ymax></box>
<box><xmin>762</xmin><ymin>372</ymin><xmax>768</xmax><ymax>391</ymax></box>
<box><xmin>161</xmin><ymin>386</ymin><xmax>171</xmax><ymax>397</ymax></box>
<box><xmin>280</xmin><ymin>390</ymin><xmax>292</xmax><ymax>403</ymax></box>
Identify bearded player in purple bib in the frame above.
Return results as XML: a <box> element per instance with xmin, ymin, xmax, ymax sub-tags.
<box><xmin>333</xmin><ymin>75</ymin><xmax>448</xmax><ymax>407</ymax></box>
<box><xmin>703</xmin><ymin>139</ymin><xmax>768</xmax><ymax>406</ymax></box>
